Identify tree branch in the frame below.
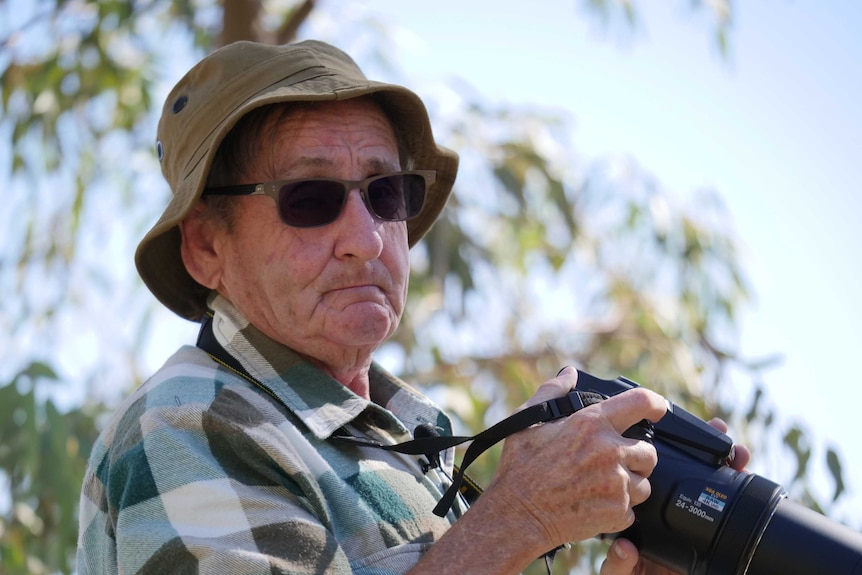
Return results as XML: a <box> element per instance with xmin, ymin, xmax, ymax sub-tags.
<box><xmin>275</xmin><ymin>0</ymin><xmax>315</xmax><ymax>45</ymax></box>
<box><xmin>219</xmin><ymin>0</ymin><xmax>265</xmax><ymax>46</ymax></box>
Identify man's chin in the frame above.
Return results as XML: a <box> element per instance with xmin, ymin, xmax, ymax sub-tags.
<box><xmin>335</xmin><ymin>304</ymin><xmax>399</xmax><ymax>347</ymax></box>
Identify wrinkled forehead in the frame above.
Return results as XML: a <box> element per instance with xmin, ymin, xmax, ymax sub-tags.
<box><xmin>253</xmin><ymin>98</ymin><xmax>406</xmax><ymax>172</ymax></box>
<box><xmin>207</xmin><ymin>96</ymin><xmax>405</xmax><ymax>186</ymax></box>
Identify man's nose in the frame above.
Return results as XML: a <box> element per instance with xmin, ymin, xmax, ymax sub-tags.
<box><xmin>333</xmin><ymin>189</ymin><xmax>384</xmax><ymax>260</ymax></box>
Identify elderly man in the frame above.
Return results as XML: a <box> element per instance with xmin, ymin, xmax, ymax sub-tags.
<box><xmin>77</xmin><ymin>40</ymin><xmax>744</xmax><ymax>575</ymax></box>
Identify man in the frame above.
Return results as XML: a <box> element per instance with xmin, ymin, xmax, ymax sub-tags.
<box><xmin>77</xmin><ymin>40</ymin><xmax>746</xmax><ymax>574</ymax></box>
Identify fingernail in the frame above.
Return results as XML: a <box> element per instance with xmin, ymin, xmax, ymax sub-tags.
<box><xmin>556</xmin><ymin>366</ymin><xmax>572</xmax><ymax>377</ymax></box>
<box><xmin>613</xmin><ymin>541</ymin><xmax>628</xmax><ymax>560</ymax></box>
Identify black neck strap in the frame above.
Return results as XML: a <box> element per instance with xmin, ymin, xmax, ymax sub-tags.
<box><xmin>431</xmin><ymin>389</ymin><xmax>605</xmax><ymax>516</ymax></box>
<box><xmin>196</xmin><ymin>313</ymin><xmax>246</xmax><ymax>377</ymax></box>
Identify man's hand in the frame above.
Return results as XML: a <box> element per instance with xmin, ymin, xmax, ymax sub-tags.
<box><xmin>408</xmin><ymin>367</ymin><xmax>670</xmax><ymax>575</ymax></box>
<box><xmin>601</xmin><ymin>539</ymin><xmax>673</xmax><ymax>575</ymax></box>
<box><xmin>487</xmin><ymin>367</ymin><xmax>668</xmax><ymax>549</ymax></box>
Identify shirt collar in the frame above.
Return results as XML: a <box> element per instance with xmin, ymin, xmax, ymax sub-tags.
<box><xmin>206</xmin><ymin>294</ymin><xmax>451</xmax><ymax>441</ymax></box>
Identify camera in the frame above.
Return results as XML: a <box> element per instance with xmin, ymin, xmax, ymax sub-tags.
<box><xmin>577</xmin><ymin>370</ymin><xmax>862</xmax><ymax>575</ymax></box>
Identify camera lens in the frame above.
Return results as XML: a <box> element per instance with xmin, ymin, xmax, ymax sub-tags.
<box><xmin>746</xmin><ymin>497</ymin><xmax>862</xmax><ymax>575</ymax></box>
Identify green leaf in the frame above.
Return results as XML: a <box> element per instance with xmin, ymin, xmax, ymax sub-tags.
<box><xmin>826</xmin><ymin>447</ymin><xmax>846</xmax><ymax>502</ymax></box>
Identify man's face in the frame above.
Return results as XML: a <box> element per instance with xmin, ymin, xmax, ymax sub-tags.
<box><xmin>209</xmin><ymin>99</ymin><xmax>410</xmax><ymax>365</ymax></box>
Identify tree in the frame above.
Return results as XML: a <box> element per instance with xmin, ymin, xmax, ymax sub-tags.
<box><xmin>0</xmin><ymin>0</ymin><xmax>846</xmax><ymax>573</ymax></box>
<box><xmin>0</xmin><ymin>363</ymin><xmax>101</xmax><ymax>574</ymax></box>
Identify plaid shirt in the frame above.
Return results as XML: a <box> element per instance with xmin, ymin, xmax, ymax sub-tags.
<box><xmin>77</xmin><ymin>296</ymin><xmax>463</xmax><ymax>574</ymax></box>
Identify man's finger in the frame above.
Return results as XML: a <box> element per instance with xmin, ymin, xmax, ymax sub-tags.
<box><xmin>595</xmin><ymin>388</ymin><xmax>668</xmax><ymax>435</ymax></box>
<box><xmin>518</xmin><ymin>366</ymin><xmax>579</xmax><ymax>410</ymax></box>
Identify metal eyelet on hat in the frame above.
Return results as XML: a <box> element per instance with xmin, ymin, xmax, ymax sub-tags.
<box><xmin>156</xmin><ymin>140</ymin><xmax>164</xmax><ymax>161</ymax></box>
<box><xmin>172</xmin><ymin>95</ymin><xmax>188</xmax><ymax>113</ymax></box>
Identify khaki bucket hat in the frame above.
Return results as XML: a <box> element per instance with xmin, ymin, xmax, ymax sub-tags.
<box><xmin>135</xmin><ymin>39</ymin><xmax>459</xmax><ymax>321</ymax></box>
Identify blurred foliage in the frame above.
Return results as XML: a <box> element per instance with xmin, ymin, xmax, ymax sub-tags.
<box><xmin>0</xmin><ymin>363</ymin><xmax>102</xmax><ymax>574</ymax></box>
<box><xmin>578</xmin><ymin>0</ymin><xmax>735</xmax><ymax>56</ymax></box>
<box><xmin>0</xmin><ymin>0</ymin><xmax>846</xmax><ymax>574</ymax></box>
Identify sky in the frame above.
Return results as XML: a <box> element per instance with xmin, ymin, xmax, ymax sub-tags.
<box><xmin>313</xmin><ymin>0</ymin><xmax>862</xmax><ymax>514</ymax></box>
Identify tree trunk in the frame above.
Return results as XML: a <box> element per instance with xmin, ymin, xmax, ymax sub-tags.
<box><xmin>219</xmin><ymin>0</ymin><xmax>316</xmax><ymax>46</ymax></box>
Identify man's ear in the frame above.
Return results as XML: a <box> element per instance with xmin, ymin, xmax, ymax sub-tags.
<box><xmin>179</xmin><ymin>200</ymin><xmax>223</xmax><ymax>290</ymax></box>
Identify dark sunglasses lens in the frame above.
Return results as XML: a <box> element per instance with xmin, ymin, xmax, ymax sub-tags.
<box><xmin>367</xmin><ymin>174</ymin><xmax>426</xmax><ymax>221</ymax></box>
<box><xmin>278</xmin><ymin>180</ymin><xmax>346</xmax><ymax>227</ymax></box>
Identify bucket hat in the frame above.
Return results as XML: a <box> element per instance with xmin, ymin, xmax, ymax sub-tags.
<box><xmin>135</xmin><ymin>40</ymin><xmax>459</xmax><ymax>321</ymax></box>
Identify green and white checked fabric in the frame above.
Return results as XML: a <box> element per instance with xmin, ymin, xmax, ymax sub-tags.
<box><xmin>78</xmin><ymin>296</ymin><xmax>463</xmax><ymax>574</ymax></box>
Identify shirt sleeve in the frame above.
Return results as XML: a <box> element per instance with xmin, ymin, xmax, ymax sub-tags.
<box><xmin>79</xmin><ymin>380</ymin><xmax>355</xmax><ymax>575</ymax></box>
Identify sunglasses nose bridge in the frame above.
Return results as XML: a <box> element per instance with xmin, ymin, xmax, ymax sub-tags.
<box><xmin>351</xmin><ymin>181</ymin><xmax>382</xmax><ymax>220</ymax></box>
<box><xmin>341</xmin><ymin>184</ymin><xmax>379</xmax><ymax>224</ymax></box>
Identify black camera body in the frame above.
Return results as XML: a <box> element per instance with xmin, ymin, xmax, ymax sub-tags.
<box><xmin>577</xmin><ymin>370</ymin><xmax>862</xmax><ymax>575</ymax></box>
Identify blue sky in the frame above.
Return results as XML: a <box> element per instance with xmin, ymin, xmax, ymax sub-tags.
<box><xmin>324</xmin><ymin>0</ymin><xmax>862</xmax><ymax>513</ymax></box>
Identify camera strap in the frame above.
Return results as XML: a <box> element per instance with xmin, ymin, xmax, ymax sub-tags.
<box><xmin>333</xmin><ymin>391</ymin><xmax>604</xmax><ymax>575</ymax></box>
<box><xmin>376</xmin><ymin>388</ymin><xmax>606</xmax><ymax>518</ymax></box>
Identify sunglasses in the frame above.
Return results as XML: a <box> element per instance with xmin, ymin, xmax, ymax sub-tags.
<box><xmin>202</xmin><ymin>170</ymin><xmax>435</xmax><ymax>228</ymax></box>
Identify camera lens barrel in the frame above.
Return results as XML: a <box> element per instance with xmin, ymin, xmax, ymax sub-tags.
<box><xmin>616</xmin><ymin>445</ymin><xmax>769</xmax><ymax>574</ymax></box>
<box><xmin>746</xmin><ymin>496</ymin><xmax>862</xmax><ymax>575</ymax></box>
<box><xmin>617</xmin><ymin>441</ymin><xmax>862</xmax><ymax>574</ymax></box>
<box><xmin>706</xmin><ymin>474</ymin><xmax>784</xmax><ymax>574</ymax></box>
